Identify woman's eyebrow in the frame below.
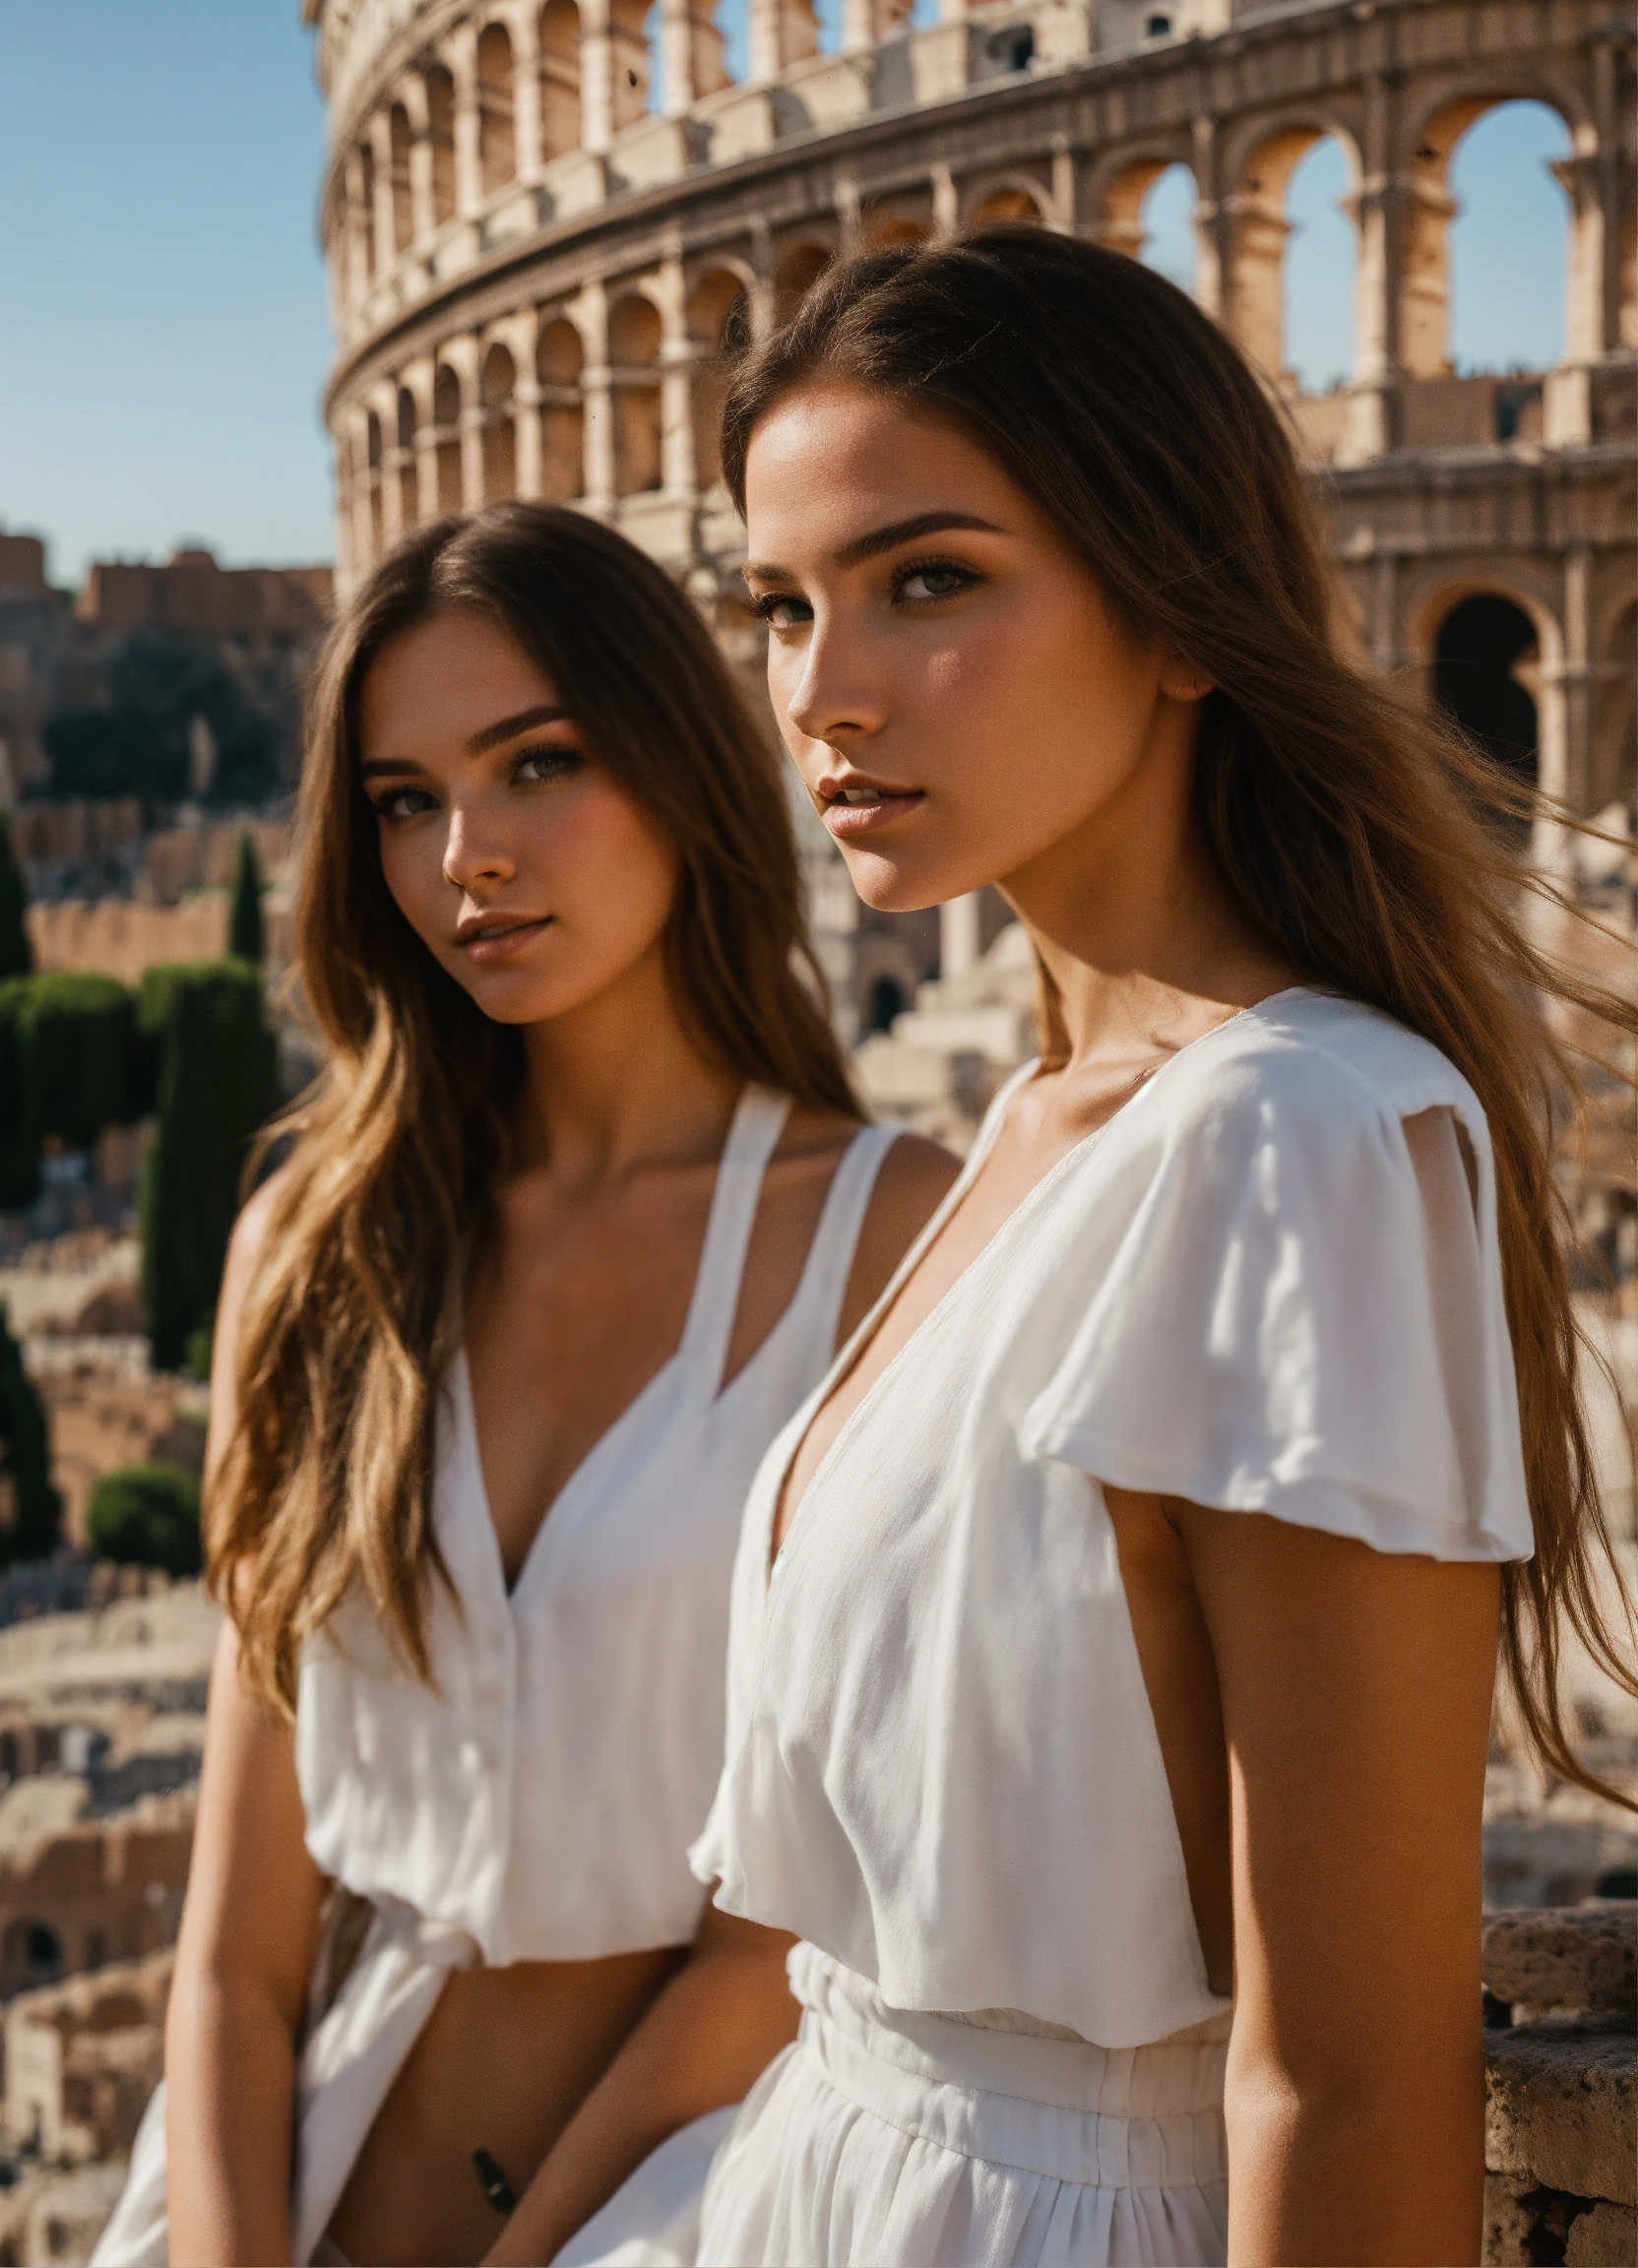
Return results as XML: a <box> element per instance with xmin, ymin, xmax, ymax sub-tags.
<box><xmin>742</xmin><ymin>511</ymin><xmax>1006</xmax><ymax>586</ymax></box>
<box><xmin>466</xmin><ymin>703</ymin><xmax>570</xmax><ymax>753</ymax></box>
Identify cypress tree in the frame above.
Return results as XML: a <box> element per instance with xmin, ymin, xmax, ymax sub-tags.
<box><xmin>139</xmin><ymin>962</ymin><xmax>281</xmax><ymax>1370</ymax></box>
<box><xmin>0</xmin><ymin>816</ymin><xmax>31</xmax><ymax>979</ymax></box>
<box><xmin>0</xmin><ymin>1304</ymin><xmax>61</xmax><ymax>1563</ymax></box>
<box><xmin>227</xmin><ymin>832</ymin><xmax>265</xmax><ymax>965</ymax></box>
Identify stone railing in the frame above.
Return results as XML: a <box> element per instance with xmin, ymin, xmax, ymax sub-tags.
<box><xmin>1482</xmin><ymin>1902</ymin><xmax>1636</xmax><ymax>2266</ymax></box>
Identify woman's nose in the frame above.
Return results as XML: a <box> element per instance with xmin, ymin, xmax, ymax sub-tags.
<box><xmin>441</xmin><ymin>803</ymin><xmax>515</xmax><ymax>890</ymax></box>
<box><xmin>783</xmin><ymin>618</ymin><xmax>890</xmax><ymax>748</ymax></box>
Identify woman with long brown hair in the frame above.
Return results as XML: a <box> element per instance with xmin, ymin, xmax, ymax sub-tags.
<box><xmin>486</xmin><ymin>233</ymin><xmax>1636</xmax><ymax>2268</ymax></box>
<box><xmin>92</xmin><ymin>502</ymin><xmax>955</xmax><ymax>2267</ymax></box>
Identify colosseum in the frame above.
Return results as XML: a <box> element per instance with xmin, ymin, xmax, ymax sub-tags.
<box><xmin>303</xmin><ymin>0</ymin><xmax>1637</xmax><ymax>1039</ymax></box>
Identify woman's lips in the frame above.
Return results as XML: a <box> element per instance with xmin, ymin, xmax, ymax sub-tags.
<box><xmin>460</xmin><ymin>916</ymin><xmax>553</xmax><ymax>963</ymax></box>
<box><xmin>822</xmin><ymin>790</ymin><xmax>924</xmax><ymax>840</ymax></box>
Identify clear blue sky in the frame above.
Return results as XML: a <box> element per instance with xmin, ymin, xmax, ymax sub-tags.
<box><xmin>0</xmin><ymin>5</ymin><xmax>1574</xmax><ymax>587</ymax></box>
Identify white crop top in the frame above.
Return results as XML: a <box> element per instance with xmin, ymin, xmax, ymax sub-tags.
<box><xmin>692</xmin><ymin>991</ymin><xmax>1533</xmax><ymax>2048</ymax></box>
<box><xmin>298</xmin><ymin>1090</ymin><xmax>900</xmax><ymax>1967</ymax></box>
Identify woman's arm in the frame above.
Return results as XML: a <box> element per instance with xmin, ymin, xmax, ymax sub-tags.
<box><xmin>483</xmin><ymin>1906</ymin><xmax>798</xmax><ymax>2267</ymax></box>
<box><xmin>1174</xmin><ymin>1500</ymin><xmax>1500</xmax><ymax>2268</ymax></box>
<box><xmin>165</xmin><ymin>1175</ymin><xmax>328</xmax><ymax>2264</ymax></box>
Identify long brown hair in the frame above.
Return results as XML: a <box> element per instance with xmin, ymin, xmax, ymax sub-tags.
<box><xmin>722</xmin><ymin>226</ymin><xmax>1637</xmax><ymax>1801</ymax></box>
<box><xmin>214</xmin><ymin>503</ymin><xmax>857</xmax><ymax>1714</ymax></box>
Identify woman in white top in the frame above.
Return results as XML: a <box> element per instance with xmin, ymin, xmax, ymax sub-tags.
<box><xmin>93</xmin><ymin>503</ymin><xmax>955</xmax><ymax>2267</ymax></box>
<box><xmin>490</xmin><ymin>235</ymin><xmax>1638</xmax><ymax>2266</ymax></box>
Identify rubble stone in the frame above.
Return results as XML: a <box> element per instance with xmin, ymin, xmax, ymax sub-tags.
<box><xmin>1482</xmin><ymin>1901</ymin><xmax>1637</xmax><ymax>2015</ymax></box>
<box><xmin>1485</xmin><ymin>2015</ymin><xmax>1636</xmax><ymax>2207</ymax></box>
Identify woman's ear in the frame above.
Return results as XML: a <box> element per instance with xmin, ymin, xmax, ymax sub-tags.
<box><xmin>1159</xmin><ymin>653</ymin><xmax>1216</xmax><ymax>703</ymax></box>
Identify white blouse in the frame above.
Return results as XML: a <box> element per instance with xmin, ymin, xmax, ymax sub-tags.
<box><xmin>298</xmin><ymin>1089</ymin><xmax>901</xmax><ymax>1966</ymax></box>
<box><xmin>692</xmin><ymin>991</ymin><xmax>1532</xmax><ymax>2049</ymax></box>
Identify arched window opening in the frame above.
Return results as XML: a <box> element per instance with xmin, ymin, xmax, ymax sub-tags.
<box><xmin>1283</xmin><ymin>136</ymin><xmax>1354</xmax><ymax>393</ymax></box>
<box><xmin>687</xmin><ymin>268</ymin><xmax>748</xmax><ymax>491</ymax></box>
<box><xmin>1433</xmin><ymin>594</ymin><xmax>1540</xmax><ymax>823</ymax></box>
<box><xmin>971</xmin><ymin>185</ymin><xmax>1044</xmax><ymax>225</ymax></box>
<box><xmin>1124</xmin><ymin>161</ymin><xmax>1194</xmax><ymax>294</ymax></box>
<box><xmin>367</xmin><ymin>413</ymin><xmax>385</xmax><ymax>553</ymax></box>
<box><xmin>863</xmin><ymin>213</ymin><xmax>931</xmax><ymax>247</ymax></box>
<box><xmin>865</xmin><ymin>976</ymin><xmax>906</xmax><ymax>1034</ymax></box>
<box><xmin>358</xmin><ymin>142</ymin><xmax>378</xmax><ymax>280</ymax></box>
<box><xmin>609</xmin><ymin>295</ymin><xmax>663</xmax><ymax>497</ymax></box>
<box><xmin>538</xmin><ymin>1</ymin><xmax>583</xmax><ymax>160</ymax></box>
<box><xmin>478</xmin><ymin>24</ymin><xmax>518</xmax><ymax>193</ymax></box>
<box><xmin>427</xmin><ymin>66</ymin><xmax>457</xmax><ymax>223</ymax></box>
<box><xmin>390</xmin><ymin>104</ymin><xmax>413</xmax><ymax>253</ymax></box>
<box><xmin>0</xmin><ymin>1732</ymin><xmax>18</xmax><ymax>1781</ymax></box>
<box><xmin>1446</xmin><ymin>101</ymin><xmax>1571</xmax><ymax>376</ymax></box>
<box><xmin>366</xmin><ymin>410</ymin><xmax>384</xmax><ymax>470</ymax></box>
<box><xmin>1231</xmin><ymin>128</ymin><xmax>1354</xmax><ymax>383</ymax></box>
<box><xmin>397</xmin><ymin>386</ymin><xmax>419</xmax><ymax>529</ymax></box>
<box><xmin>537</xmin><ymin>316</ymin><xmax>586</xmax><ymax>501</ymax></box>
<box><xmin>3</xmin><ymin>1919</ymin><xmax>63</xmax><ymax>1993</ymax></box>
<box><xmin>480</xmin><ymin>345</ymin><xmax>518</xmax><ymax>501</ymax></box>
<box><xmin>610</xmin><ymin>0</ymin><xmax>651</xmax><ymax>135</ymax></box>
<box><xmin>773</xmin><ymin>240</ymin><xmax>833</xmax><ymax>318</ymax></box>
<box><xmin>433</xmin><ymin>362</ymin><xmax>464</xmax><ymax>513</ymax></box>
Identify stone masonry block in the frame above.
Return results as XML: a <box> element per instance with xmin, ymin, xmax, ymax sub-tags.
<box><xmin>1485</xmin><ymin>2017</ymin><xmax>1637</xmax><ymax>2208</ymax></box>
<box><xmin>1565</xmin><ymin>2200</ymin><xmax>1638</xmax><ymax>2265</ymax></box>
<box><xmin>1482</xmin><ymin>1902</ymin><xmax>1638</xmax><ymax>2015</ymax></box>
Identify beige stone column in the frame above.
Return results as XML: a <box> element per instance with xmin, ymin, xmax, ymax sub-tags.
<box><xmin>580</xmin><ymin>0</ymin><xmax>615</xmax><ymax>153</ymax></box>
<box><xmin>506</xmin><ymin>311</ymin><xmax>543</xmax><ymax>498</ymax></box>
<box><xmin>369</xmin><ymin>111</ymin><xmax>397</xmax><ymax>280</ymax></box>
<box><xmin>1339</xmin><ymin>71</ymin><xmax>1403</xmax><ymax>463</ymax></box>
<box><xmin>449</xmin><ymin>23</ymin><xmax>483</xmax><ymax>215</ymax></box>
<box><xmin>662</xmin><ymin>0</ymin><xmax>729</xmax><ymax>114</ymax></box>
<box><xmin>579</xmin><ymin>284</ymin><xmax>616</xmax><ymax>507</ymax></box>
<box><xmin>657</xmin><ymin>257</ymin><xmax>697</xmax><ymax>496</ymax></box>
<box><xmin>344</xmin><ymin>149</ymin><xmax>372</xmax><ymax>308</ymax></box>
<box><xmin>345</xmin><ymin>408</ymin><xmax>375</xmax><ymax>576</ymax></box>
<box><xmin>404</xmin><ymin>74</ymin><xmax>435</xmax><ymax>243</ymax></box>
<box><xmin>376</xmin><ymin>383</ymin><xmax>407</xmax><ymax>546</ymax></box>
<box><xmin>1188</xmin><ymin>114</ymin><xmax>1225</xmax><ymax>320</ymax></box>
<box><xmin>1561</xmin><ymin>541</ymin><xmax>1593</xmax><ymax>815</ymax></box>
<box><xmin>931</xmin><ymin>164</ymin><xmax>959</xmax><ymax>237</ymax></box>
<box><xmin>510</xmin><ymin>3</ymin><xmax>544</xmax><ymax>177</ymax></box>
<box><xmin>836</xmin><ymin>173</ymin><xmax>861</xmax><ymax>253</ymax></box>
<box><xmin>749</xmin><ymin>0</ymin><xmax>817</xmax><ymax>79</ymax></box>
<box><xmin>842</xmin><ymin>0</ymin><xmax>911</xmax><ymax>50</ymax></box>
<box><xmin>940</xmin><ymin>896</ymin><xmax>981</xmax><ymax>981</ymax></box>
<box><xmin>403</xmin><ymin>359</ymin><xmax>441</xmax><ymax>520</ymax></box>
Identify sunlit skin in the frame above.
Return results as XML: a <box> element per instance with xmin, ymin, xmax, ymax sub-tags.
<box><xmin>162</xmin><ymin>605</ymin><xmax>957</xmax><ymax>2268</ymax></box>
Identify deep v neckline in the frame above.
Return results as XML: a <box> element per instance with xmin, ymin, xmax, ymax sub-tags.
<box><xmin>463</xmin><ymin>1085</ymin><xmax>790</xmax><ymax>1603</ymax></box>
<box><xmin>763</xmin><ymin>989</ymin><xmax>1315</xmax><ymax>1597</ymax></box>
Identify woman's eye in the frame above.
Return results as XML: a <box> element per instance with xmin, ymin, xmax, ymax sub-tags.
<box><xmin>373</xmin><ymin>787</ymin><xmax>437</xmax><ymax>821</ymax></box>
<box><xmin>753</xmin><ymin>592</ymin><xmax>813</xmax><ymax>631</ymax></box>
<box><xmin>513</xmin><ymin>743</ymin><xmax>581</xmax><ymax>785</ymax></box>
<box><xmin>894</xmin><ymin>561</ymin><xmax>976</xmax><ymax>603</ymax></box>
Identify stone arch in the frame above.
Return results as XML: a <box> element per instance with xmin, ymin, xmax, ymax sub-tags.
<box><xmin>772</xmin><ymin>239</ymin><xmax>834</xmax><ymax>317</ymax></box>
<box><xmin>861</xmin><ymin>206</ymin><xmax>931</xmax><ymax>248</ymax></box>
<box><xmin>358</xmin><ymin>139</ymin><xmax>378</xmax><ymax>280</ymax></box>
<box><xmin>538</xmin><ymin>0</ymin><xmax>582</xmax><ymax>159</ymax></box>
<box><xmin>1409</xmin><ymin>575</ymin><xmax>1567</xmax><ymax>822</ymax></box>
<box><xmin>389</xmin><ymin>102</ymin><xmax>413</xmax><ymax>253</ymax></box>
<box><xmin>433</xmin><ymin>359</ymin><xmax>465</xmax><ymax>512</ymax></box>
<box><xmin>965</xmin><ymin>174</ymin><xmax>1050</xmax><ymax>227</ymax></box>
<box><xmin>479</xmin><ymin>22</ymin><xmax>518</xmax><ymax>194</ymax></box>
<box><xmin>609</xmin><ymin>291</ymin><xmax>663</xmax><ymax>496</ymax></box>
<box><xmin>426</xmin><ymin>64</ymin><xmax>457</xmax><ymax>223</ymax></box>
<box><xmin>1432</xmin><ymin>592</ymin><xmax>1541</xmax><ymax>797</ymax></box>
<box><xmin>1095</xmin><ymin>152</ymin><xmax>1196</xmax><ymax>292</ymax></box>
<box><xmin>1399</xmin><ymin>91</ymin><xmax>1579</xmax><ymax>381</ymax></box>
<box><xmin>688</xmin><ymin>267</ymin><xmax>750</xmax><ymax>491</ymax></box>
<box><xmin>480</xmin><ymin>343</ymin><xmax>519</xmax><ymax>501</ymax></box>
<box><xmin>537</xmin><ymin>314</ymin><xmax>587</xmax><ymax>502</ymax></box>
<box><xmin>396</xmin><ymin>385</ymin><xmax>419</xmax><ymax>529</ymax></box>
<box><xmin>0</xmin><ymin>1732</ymin><xmax>19</xmax><ymax>1781</ymax></box>
<box><xmin>1225</xmin><ymin>117</ymin><xmax>1361</xmax><ymax>383</ymax></box>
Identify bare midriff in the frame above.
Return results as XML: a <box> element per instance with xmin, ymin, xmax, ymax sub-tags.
<box><xmin>326</xmin><ymin>1944</ymin><xmax>684</xmax><ymax>2267</ymax></box>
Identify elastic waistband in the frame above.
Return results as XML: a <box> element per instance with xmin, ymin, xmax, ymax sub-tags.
<box><xmin>786</xmin><ymin>1942</ymin><xmax>1229</xmax><ymax>2190</ymax></box>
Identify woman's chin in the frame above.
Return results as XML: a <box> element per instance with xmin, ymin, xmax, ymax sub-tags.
<box><xmin>841</xmin><ymin>845</ymin><xmax>990</xmax><ymax>915</ymax></box>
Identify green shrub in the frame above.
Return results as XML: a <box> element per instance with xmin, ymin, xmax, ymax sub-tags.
<box><xmin>227</xmin><ymin>834</ymin><xmax>264</xmax><ymax>965</ymax></box>
<box><xmin>85</xmin><ymin>1463</ymin><xmax>202</xmax><ymax>1577</ymax></box>
<box><xmin>0</xmin><ymin>816</ymin><xmax>31</xmax><ymax>980</ymax></box>
<box><xmin>0</xmin><ymin>1306</ymin><xmax>61</xmax><ymax>1563</ymax></box>
<box><xmin>0</xmin><ymin>972</ymin><xmax>152</xmax><ymax>1212</ymax></box>
<box><xmin>139</xmin><ymin>960</ymin><xmax>281</xmax><ymax>1369</ymax></box>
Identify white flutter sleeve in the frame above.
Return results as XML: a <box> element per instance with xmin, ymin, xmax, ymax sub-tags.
<box><xmin>1020</xmin><ymin>1042</ymin><xmax>1534</xmax><ymax>1561</ymax></box>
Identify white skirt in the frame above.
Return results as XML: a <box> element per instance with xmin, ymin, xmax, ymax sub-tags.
<box><xmin>696</xmin><ymin>1943</ymin><xmax>1230</xmax><ymax>2268</ymax></box>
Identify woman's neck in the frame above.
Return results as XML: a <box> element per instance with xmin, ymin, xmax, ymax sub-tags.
<box><xmin>510</xmin><ymin>945</ymin><xmax>739</xmax><ymax>1188</ymax></box>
